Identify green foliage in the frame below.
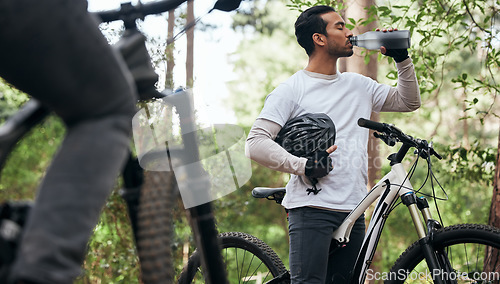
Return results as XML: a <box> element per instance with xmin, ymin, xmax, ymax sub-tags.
<box><xmin>371</xmin><ymin>0</ymin><xmax>499</xmax><ymax>268</ymax></box>
<box><xmin>444</xmin><ymin>142</ymin><xmax>497</xmax><ymax>184</ymax></box>
<box><xmin>376</xmin><ymin>0</ymin><xmax>499</xmax><ymax>119</ymax></box>
<box><xmin>214</xmin><ymin>162</ymin><xmax>291</xmax><ymax>259</ymax></box>
<box><xmin>0</xmin><ymin>91</ymin><xmax>65</xmax><ymax>201</ymax></box>
<box><xmin>227</xmin><ymin>0</ymin><xmax>308</xmax><ymax>126</ymax></box>
<box><xmin>376</xmin><ymin>142</ymin><xmax>494</xmax><ymax>271</ymax></box>
<box><xmin>0</xmin><ymin>78</ymin><xmax>29</xmax><ymax>120</ymax></box>
<box><xmin>286</xmin><ymin>0</ymin><xmax>347</xmax><ymax>12</ymax></box>
<box><xmin>77</xmin><ymin>190</ymin><xmax>141</xmax><ymax>284</ymax></box>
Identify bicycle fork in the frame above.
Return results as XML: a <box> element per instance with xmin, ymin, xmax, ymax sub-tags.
<box><xmin>402</xmin><ymin>192</ymin><xmax>456</xmax><ymax>284</ymax></box>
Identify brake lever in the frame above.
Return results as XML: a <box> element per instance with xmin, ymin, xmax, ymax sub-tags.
<box><xmin>374</xmin><ymin>132</ymin><xmax>396</xmax><ymax>147</ymax></box>
<box><xmin>417</xmin><ymin>141</ymin><xmax>443</xmax><ymax>160</ymax></box>
<box><xmin>430</xmin><ymin>148</ymin><xmax>443</xmax><ymax>160</ymax></box>
<box><xmin>425</xmin><ymin>141</ymin><xmax>442</xmax><ymax>160</ymax></box>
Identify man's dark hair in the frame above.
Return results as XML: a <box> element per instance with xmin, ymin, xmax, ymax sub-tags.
<box><xmin>294</xmin><ymin>5</ymin><xmax>336</xmax><ymax>56</ymax></box>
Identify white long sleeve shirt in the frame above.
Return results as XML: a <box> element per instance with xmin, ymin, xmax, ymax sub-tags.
<box><xmin>245</xmin><ymin>58</ymin><xmax>420</xmax><ymax>210</ymax></box>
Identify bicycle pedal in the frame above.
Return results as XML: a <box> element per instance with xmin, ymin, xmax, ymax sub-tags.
<box><xmin>0</xmin><ymin>201</ymin><xmax>32</xmax><ymax>278</ymax></box>
<box><xmin>0</xmin><ymin>201</ymin><xmax>32</xmax><ymax>243</ymax></box>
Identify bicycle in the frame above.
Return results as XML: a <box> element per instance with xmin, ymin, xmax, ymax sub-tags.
<box><xmin>182</xmin><ymin>118</ymin><xmax>500</xmax><ymax>283</ymax></box>
<box><xmin>0</xmin><ymin>0</ymin><xmax>257</xmax><ymax>283</ymax></box>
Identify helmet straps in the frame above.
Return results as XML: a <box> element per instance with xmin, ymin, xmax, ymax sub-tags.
<box><xmin>306</xmin><ymin>177</ymin><xmax>322</xmax><ymax>195</ymax></box>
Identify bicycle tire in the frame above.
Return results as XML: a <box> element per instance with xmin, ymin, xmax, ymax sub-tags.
<box><xmin>387</xmin><ymin>224</ymin><xmax>500</xmax><ymax>283</ymax></box>
<box><xmin>136</xmin><ymin>171</ymin><xmax>176</xmax><ymax>283</ymax></box>
<box><xmin>177</xmin><ymin>231</ymin><xmax>288</xmax><ymax>284</ymax></box>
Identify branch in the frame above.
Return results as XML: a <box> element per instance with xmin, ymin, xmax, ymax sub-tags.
<box><xmin>462</xmin><ymin>0</ymin><xmax>486</xmax><ymax>32</ymax></box>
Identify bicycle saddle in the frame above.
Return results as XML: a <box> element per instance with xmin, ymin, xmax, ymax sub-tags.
<box><xmin>251</xmin><ymin>187</ymin><xmax>286</xmax><ymax>199</ymax></box>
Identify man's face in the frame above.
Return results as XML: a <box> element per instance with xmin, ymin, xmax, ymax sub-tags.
<box><xmin>319</xmin><ymin>11</ymin><xmax>354</xmax><ymax>58</ymax></box>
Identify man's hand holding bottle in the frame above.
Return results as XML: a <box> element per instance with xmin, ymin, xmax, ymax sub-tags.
<box><xmin>377</xmin><ymin>28</ymin><xmax>410</xmax><ymax>63</ymax></box>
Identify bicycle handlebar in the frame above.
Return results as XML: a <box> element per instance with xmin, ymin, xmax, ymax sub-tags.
<box><xmin>358</xmin><ymin>118</ymin><xmax>387</xmax><ymax>133</ymax></box>
<box><xmin>94</xmin><ymin>0</ymin><xmax>242</xmax><ymax>23</ymax></box>
<box><xmin>94</xmin><ymin>0</ymin><xmax>188</xmax><ymax>23</ymax></box>
<box><xmin>358</xmin><ymin>118</ymin><xmax>413</xmax><ymax>145</ymax></box>
<box><xmin>357</xmin><ymin>118</ymin><xmax>442</xmax><ymax>161</ymax></box>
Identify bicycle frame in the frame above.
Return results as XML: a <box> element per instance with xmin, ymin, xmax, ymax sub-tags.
<box><xmin>254</xmin><ymin>119</ymin><xmax>468</xmax><ymax>284</ymax></box>
<box><xmin>332</xmin><ymin>161</ymin><xmax>425</xmax><ymax>284</ymax></box>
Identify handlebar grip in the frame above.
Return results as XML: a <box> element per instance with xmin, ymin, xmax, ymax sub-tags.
<box><xmin>357</xmin><ymin>118</ymin><xmax>387</xmax><ymax>132</ymax></box>
<box><xmin>94</xmin><ymin>0</ymin><xmax>188</xmax><ymax>23</ymax></box>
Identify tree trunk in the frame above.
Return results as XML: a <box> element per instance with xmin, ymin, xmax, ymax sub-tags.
<box><xmin>485</xmin><ymin>127</ymin><xmax>500</xmax><ymax>272</ymax></box>
<box><xmin>490</xmin><ymin>128</ymin><xmax>500</xmax><ymax>229</ymax></box>
<box><xmin>342</xmin><ymin>0</ymin><xmax>379</xmax><ymax>189</ymax></box>
<box><xmin>343</xmin><ymin>1</ymin><xmax>380</xmax><ymax>282</ymax></box>
<box><xmin>165</xmin><ymin>10</ymin><xmax>175</xmax><ymax>89</ymax></box>
<box><xmin>186</xmin><ymin>0</ymin><xmax>194</xmax><ymax>88</ymax></box>
<box><xmin>343</xmin><ymin>0</ymin><xmax>379</xmax><ymax>196</ymax></box>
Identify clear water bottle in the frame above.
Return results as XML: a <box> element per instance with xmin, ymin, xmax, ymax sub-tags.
<box><xmin>349</xmin><ymin>30</ymin><xmax>411</xmax><ymax>50</ymax></box>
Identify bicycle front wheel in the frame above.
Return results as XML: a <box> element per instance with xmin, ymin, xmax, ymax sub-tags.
<box><xmin>136</xmin><ymin>171</ymin><xmax>176</xmax><ymax>283</ymax></box>
<box><xmin>178</xmin><ymin>231</ymin><xmax>288</xmax><ymax>284</ymax></box>
<box><xmin>388</xmin><ymin>224</ymin><xmax>500</xmax><ymax>283</ymax></box>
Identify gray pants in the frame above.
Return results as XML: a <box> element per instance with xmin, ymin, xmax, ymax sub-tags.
<box><xmin>0</xmin><ymin>0</ymin><xmax>137</xmax><ymax>283</ymax></box>
<box><xmin>288</xmin><ymin>207</ymin><xmax>365</xmax><ymax>284</ymax></box>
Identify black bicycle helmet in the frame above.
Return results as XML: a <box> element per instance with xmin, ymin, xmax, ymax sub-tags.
<box><xmin>275</xmin><ymin>113</ymin><xmax>336</xmax><ymax>157</ymax></box>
